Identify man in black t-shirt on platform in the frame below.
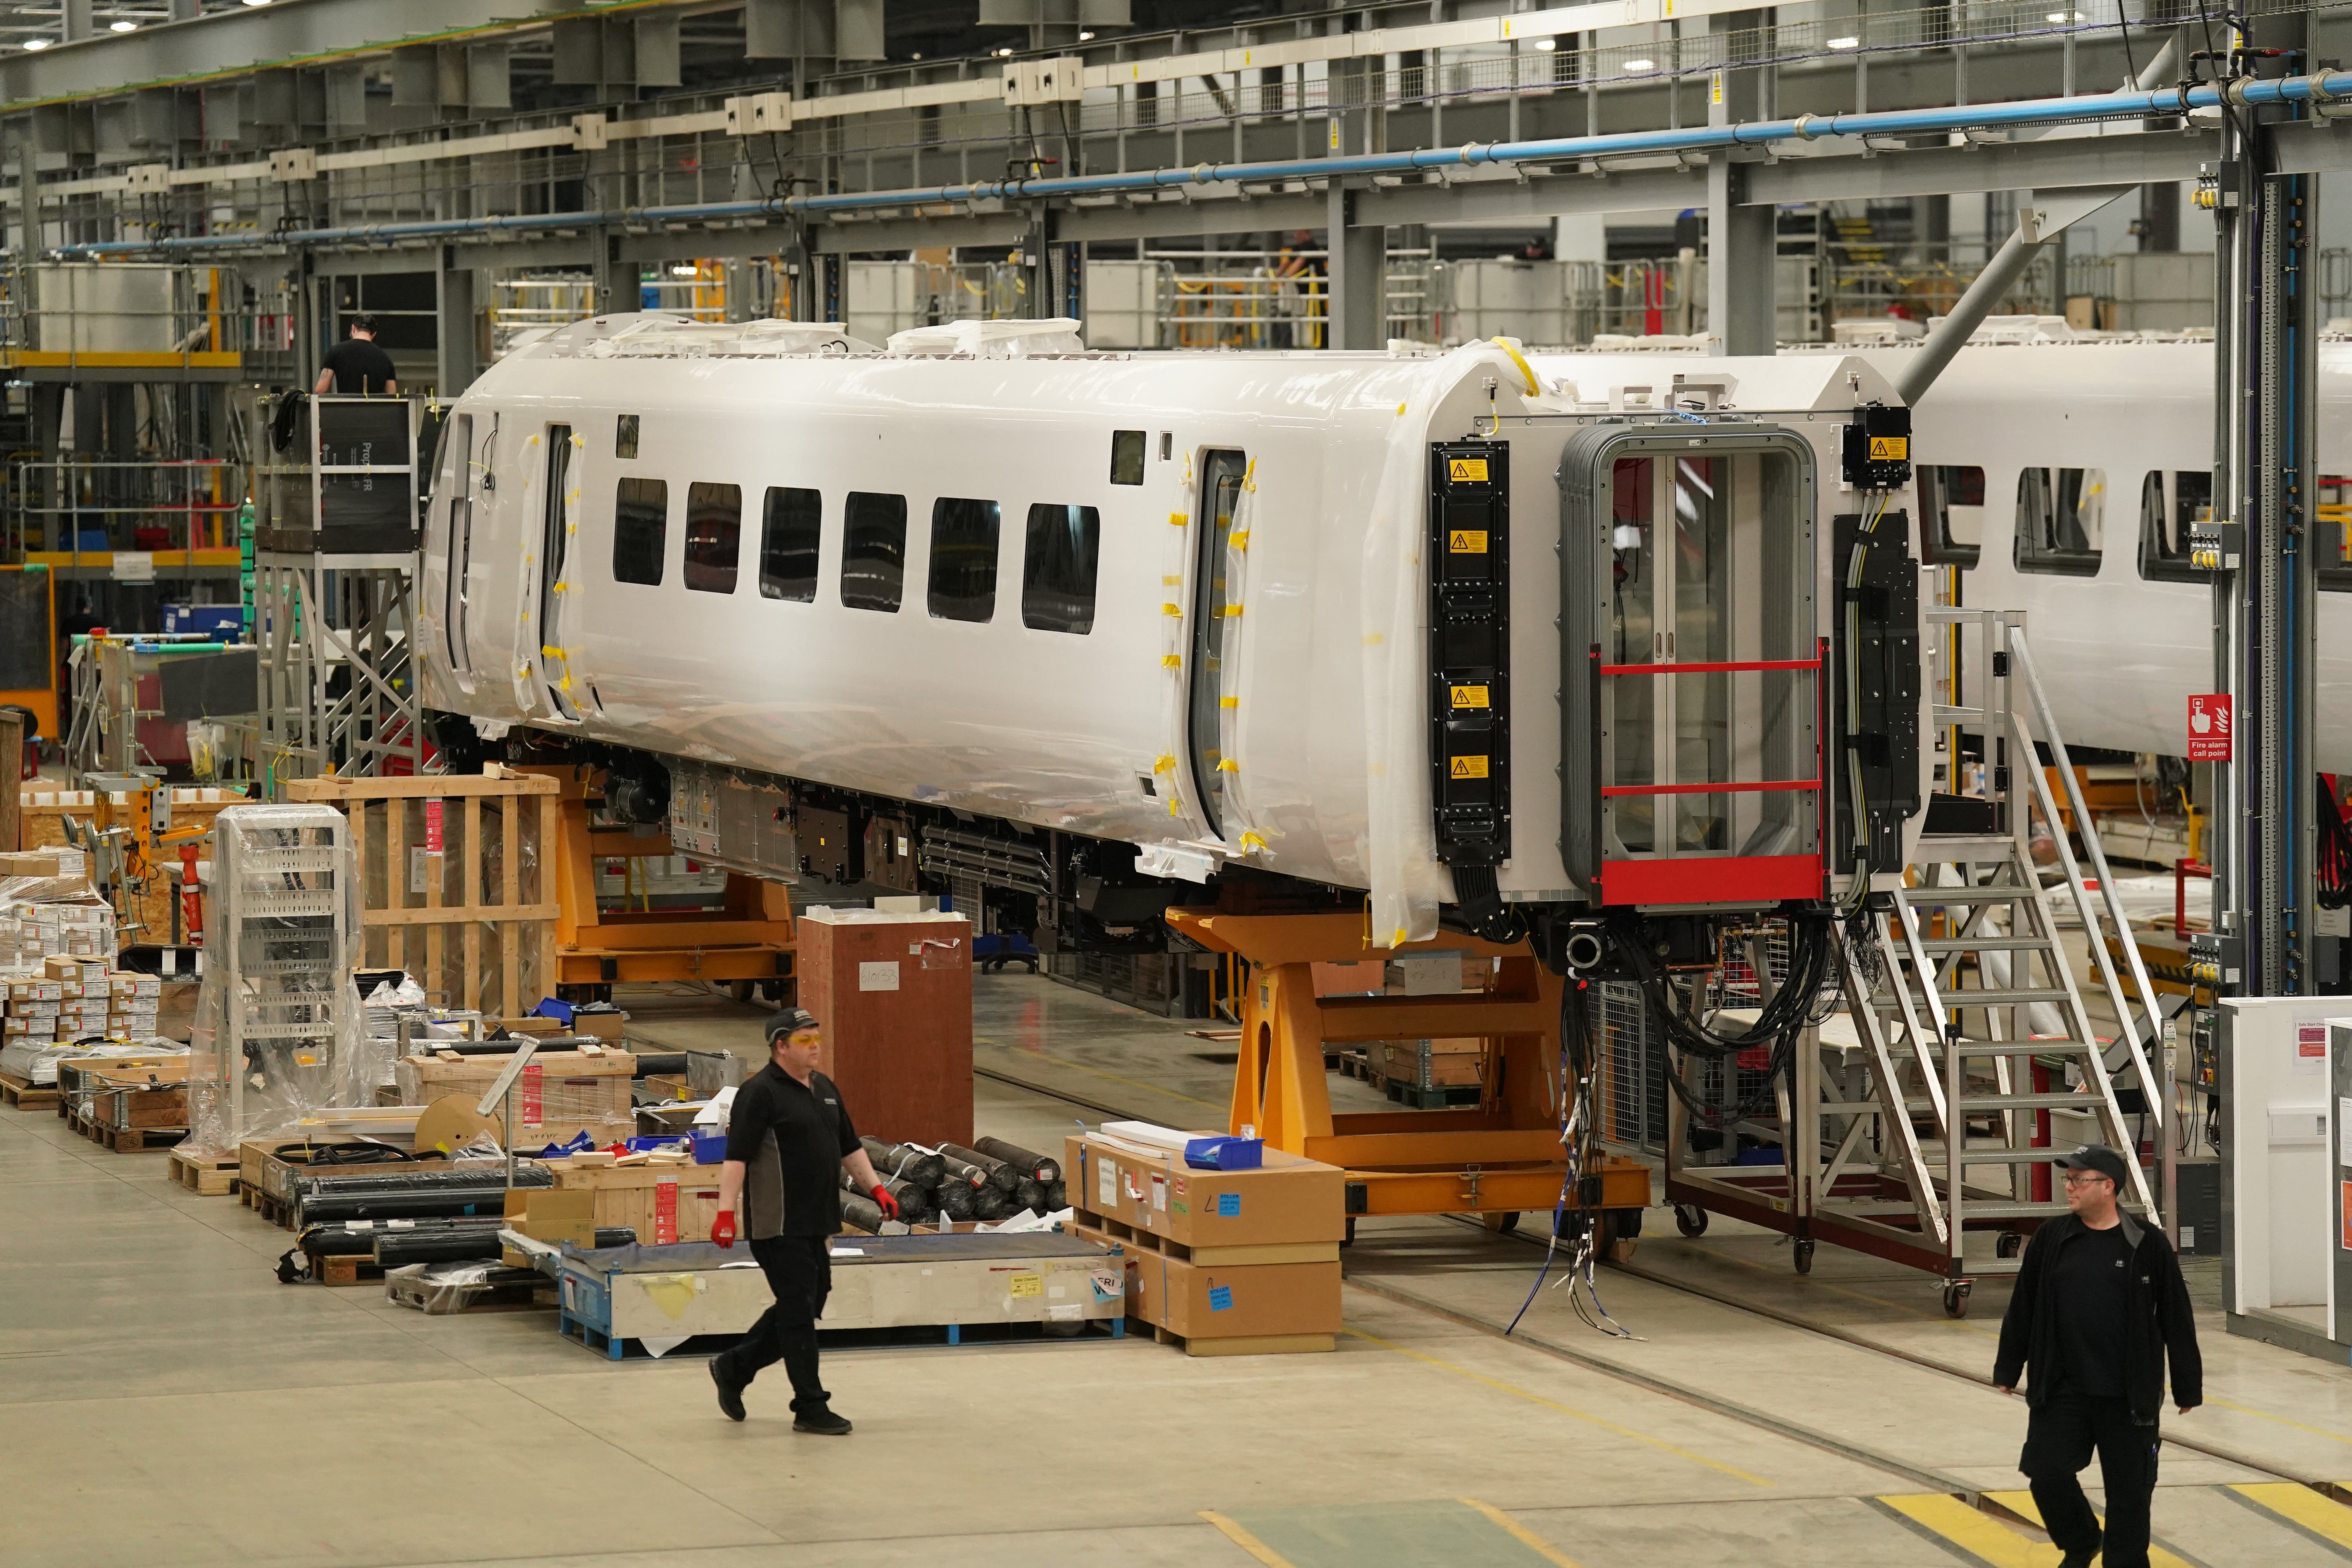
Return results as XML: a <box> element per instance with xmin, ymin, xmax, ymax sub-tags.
<box><xmin>1995</xmin><ymin>1145</ymin><xmax>2203</xmax><ymax>1568</ymax></box>
<box><xmin>313</xmin><ymin>314</ymin><xmax>399</xmax><ymax>396</ymax></box>
<box><xmin>709</xmin><ymin>1009</ymin><xmax>897</xmax><ymax>1434</ymax></box>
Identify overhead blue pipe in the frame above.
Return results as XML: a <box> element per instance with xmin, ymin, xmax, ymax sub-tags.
<box><xmin>39</xmin><ymin>68</ymin><xmax>2349</xmax><ymax>260</ymax></box>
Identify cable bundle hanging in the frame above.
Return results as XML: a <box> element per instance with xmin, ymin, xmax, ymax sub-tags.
<box><xmin>1505</xmin><ymin>976</ymin><xmax>1637</xmax><ymax>1341</ymax></box>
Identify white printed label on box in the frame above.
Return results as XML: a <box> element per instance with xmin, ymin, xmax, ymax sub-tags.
<box><xmin>2300</xmin><ymin>1024</ymin><xmax>2328</xmax><ymax>1075</ymax></box>
<box><xmin>1097</xmin><ymin>1155</ymin><xmax>1117</xmax><ymax>1209</ymax></box>
<box><xmin>857</xmin><ymin>960</ymin><xmax>901</xmax><ymax>992</ymax></box>
<box><xmin>1151</xmin><ymin>1172</ymin><xmax>1167</xmax><ymax>1211</ymax></box>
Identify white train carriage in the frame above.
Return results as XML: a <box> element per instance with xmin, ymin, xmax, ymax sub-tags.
<box><xmin>418</xmin><ymin>315</ymin><xmax>1923</xmax><ymax>940</ymax></box>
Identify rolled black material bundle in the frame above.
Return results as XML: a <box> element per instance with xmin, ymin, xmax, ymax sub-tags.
<box><xmin>971</xmin><ymin>1186</ymin><xmax>1015</xmax><ymax>1222</ymax></box>
<box><xmin>941</xmin><ymin>1143</ymin><xmax>1020</xmax><ymax>1195</ymax></box>
<box><xmin>299</xmin><ymin>1188</ymin><xmax>524</xmax><ymax>1225</ymax></box>
<box><xmin>859</xmin><ymin>1137</ymin><xmax>945</xmax><ymax>1188</ymax></box>
<box><xmin>840</xmin><ymin>1193</ymin><xmax>886</xmax><ymax>1232</ymax></box>
<box><xmin>1042</xmin><ymin>1179</ymin><xmax>1066</xmax><ymax>1211</ymax></box>
<box><xmin>377</xmin><ymin>1225</ymin><xmax>635</xmax><ymax>1267</ymax></box>
<box><xmin>630</xmin><ymin>1053</ymin><xmax>689</xmax><ymax>1077</ymax></box>
<box><xmin>273</xmin><ymin>1142</ymin><xmax>416</xmax><ymax>1169</ymax></box>
<box><xmin>935</xmin><ymin>1150</ymin><xmax>999</xmax><ymax>1193</ymax></box>
<box><xmin>841</xmin><ymin>1165</ymin><xmax>936</xmax><ymax>1223</ymax></box>
<box><xmin>972</xmin><ymin>1135</ymin><xmax>1061</xmax><ymax>1185</ymax></box>
<box><xmin>931</xmin><ymin>1179</ymin><xmax>976</xmax><ymax>1222</ymax></box>
<box><xmin>291</xmin><ymin>1165</ymin><xmax>551</xmax><ymax>1202</ymax></box>
<box><xmin>301</xmin><ymin>1215</ymin><xmax>502</xmax><ymax>1257</ymax></box>
<box><xmin>1012</xmin><ymin>1176</ymin><xmax>1046</xmax><ymax>1213</ymax></box>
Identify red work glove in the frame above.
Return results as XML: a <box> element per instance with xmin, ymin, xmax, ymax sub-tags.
<box><xmin>711</xmin><ymin>1210</ymin><xmax>737</xmax><ymax>1249</ymax></box>
<box><xmin>870</xmin><ymin>1184</ymin><xmax>900</xmax><ymax>1221</ymax></box>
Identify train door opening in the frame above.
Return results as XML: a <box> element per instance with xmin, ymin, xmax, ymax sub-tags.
<box><xmin>538</xmin><ymin>423</ymin><xmax>578</xmax><ymax>721</ymax></box>
<box><xmin>1188</xmin><ymin>449</ymin><xmax>1248</xmax><ymax>839</ymax></box>
<box><xmin>442</xmin><ymin>413</ymin><xmax>474</xmax><ymax>678</ymax></box>
<box><xmin>1566</xmin><ymin>427</ymin><xmax>1821</xmax><ymax>904</ymax></box>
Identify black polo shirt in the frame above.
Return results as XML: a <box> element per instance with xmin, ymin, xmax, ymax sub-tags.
<box><xmin>322</xmin><ymin>336</ymin><xmax>397</xmax><ymax>394</ymax></box>
<box><xmin>724</xmin><ymin>1063</ymin><xmax>859</xmax><ymax>1239</ymax></box>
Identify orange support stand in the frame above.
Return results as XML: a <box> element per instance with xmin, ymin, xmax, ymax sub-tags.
<box><xmin>1165</xmin><ymin>909</ymin><xmax>1649</xmax><ymax>1230</ymax></box>
<box><xmin>522</xmin><ymin>765</ymin><xmax>796</xmax><ymax>999</ymax></box>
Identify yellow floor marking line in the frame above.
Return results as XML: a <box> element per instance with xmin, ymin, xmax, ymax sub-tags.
<box><xmin>1984</xmin><ymin>1488</ymin><xmax>2201</xmax><ymax>1568</ymax></box>
<box><xmin>2230</xmin><ymin>1482</ymin><xmax>2352</xmax><ymax>1547</ymax></box>
<box><xmin>1878</xmin><ymin>1493</ymin><xmax>2063</xmax><ymax>1567</ymax></box>
<box><xmin>1199</xmin><ymin>1510</ymin><xmax>1300</xmax><ymax>1567</ymax></box>
<box><xmin>1458</xmin><ymin>1497</ymin><xmax>1587</xmax><ymax>1566</ymax></box>
<box><xmin>974</xmin><ymin>1041</ymin><xmax>1225</xmax><ymax>1110</ymax></box>
<box><xmin>2204</xmin><ymin>1397</ymin><xmax>2352</xmax><ymax>1447</ymax></box>
<box><xmin>1340</xmin><ymin>1325</ymin><xmax>1773</xmax><ymax>1487</ymax></box>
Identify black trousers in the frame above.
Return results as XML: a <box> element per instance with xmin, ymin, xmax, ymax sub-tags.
<box><xmin>714</xmin><ymin>1234</ymin><xmax>832</xmax><ymax>1412</ymax></box>
<box><xmin>2023</xmin><ymin>1391</ymin><xmax>2160</xmax><ymax>1568</ymax></box>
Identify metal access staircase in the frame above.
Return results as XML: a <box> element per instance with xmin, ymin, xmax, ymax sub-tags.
<box><xmin>1800</xmin><ymin>610</ymin><xmax>2171</xmax><ymax>1316</ymax></box>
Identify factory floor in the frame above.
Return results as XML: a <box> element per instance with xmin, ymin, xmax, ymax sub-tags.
<box><xmin>6</xmin><ymin>975</ymin><xmax>2350</xmax><ymax>1568</ymax></box>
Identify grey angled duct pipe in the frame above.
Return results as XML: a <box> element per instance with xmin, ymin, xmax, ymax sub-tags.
<box><xmin>36</xmin><ymin>67</ymin><xmax>2347</xmax><ymax>261</ymax></box>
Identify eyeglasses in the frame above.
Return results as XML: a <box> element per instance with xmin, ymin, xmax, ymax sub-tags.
<box><xmin>2060</xmin><ymin>1171</ymin><xmax>2114</xmax><ymax>1189</ymax></box>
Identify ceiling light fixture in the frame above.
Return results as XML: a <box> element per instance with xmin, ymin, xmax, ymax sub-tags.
<box><xmin>1624</xmin><ymin>57</ymin><xmax>1655</xmax><ymax>72</ymax></box>
<box><xmin>1077</xmin><ymin>30</ymin><xmax>1093</xmax><ymax>40</ymax></box>
<box><xmin>1828</xmin><ymin>35</ymin><xmax>1858</xmax><ymax>48</ymax></box>
<box><xmin>1532</xmin><ymin>38</ymin><xmax>1556</xmax><ymax>51</ymax></box>
<box><xmin>22</xmin><ymin>36</ymin><xmax>48</xmax><ymax>48</ymax></box>
<box><xmin>110</xmin><ymin>19</ymin><xmax>137</xmax><ymax>31</ymax></box>
<box><xmin>996</xmin><ymin>47</ymin><xmax>1015</xmax><ymax>57</ymax></box>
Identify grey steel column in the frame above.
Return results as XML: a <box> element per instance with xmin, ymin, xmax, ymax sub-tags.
<box><xmin>435</xmin><ymin>256</ymin><xmax>479</xmax><ymax>399</ymax></box>
<box><xmin>1706</xmin><ymin>11</ymin><xmax>1775</xmax><ymax>356</ymax></box>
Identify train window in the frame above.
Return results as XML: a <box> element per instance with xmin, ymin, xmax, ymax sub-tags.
<box><xmin>616</xmin><ymin>414</ymin><xmax>639</xmax><ymax>460</ymax></box>
<box><xmin>683</xmin><ymin>481</ymin><xmax>741</xmax><ymax>594</ymax></box>
<box><xmin>612</xmin><ymin>476</ymin><xmax>668</xmax><ymax>585</ymax></box>
<box><xmin>1110</xmin><ymin>431</ymin><xmax>1146</xmax><ymax>486</ymax></box>
<box><xmin>2137</xmin><ymin>470</ymin><xmax>2212</xmax><ymax>584</ymax></box>
<box><xmin>1022</xmin><ymin>504</ymin><xmax>1101</xmax><ymax>633</ymax></box>
<box><xmin>2013</xmin><ymin>467</ymin><xmax>2104</xmax><ymax>577</ymax></box>
<box><xmin>927</xmin><ymin>497</ymin><xmax>1002</xmax><ymax>622</ymax></box>
<box><xmin>759</xmin><ymin>487</ymin><xmax>822</xmax><ymax>602</ymax></box>
<box><xmin>2321</xmin><ymin>476</ymin><xmax>2352</xmax><ymax>592</ymax></box>
<box><xmin>1917</xmin><ymin>465</ymin><xmax>1983</xmax><ymax>568</ymax></box>
<box><xmin>841</xmin><ymin>491</ymin><xmax>907</xmax><ymax>612</ymax></box>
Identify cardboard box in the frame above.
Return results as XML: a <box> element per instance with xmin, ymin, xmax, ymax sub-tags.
<box><xmin>1066</xmin><ymin>1133</ymin><xmax>1344</xmax><ymax>1248</ymax></box>
<box><xmin>502</xmin><ymin>1187</ymin><xmax>598</xmax><ymax>1267</ymax></box>
<box><xmin>570</xmin><ymin>1010</ymin><xmax>627</xmax><ymax>1042</ymax></box>
<box><xmin>1124</xmin><ymin>1250</ymin><xmax>1340</xmax><ymax>1340</ymax></box>
<box><xmin>1371</xmin><ymin>1037</ymin><xmax>1484</xmax><ymax>1089</ymax></box>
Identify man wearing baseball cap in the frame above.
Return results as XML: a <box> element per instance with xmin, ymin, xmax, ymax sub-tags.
<box><xmin>708</xmin><ymin>1008</ymin><xmax>899</xmax><ymax>1433</ymax></box>
<box><xmin>1994</xmin><ymin>1143</ymin><xmax>2203</xmax><ymax>1568</ymax></box>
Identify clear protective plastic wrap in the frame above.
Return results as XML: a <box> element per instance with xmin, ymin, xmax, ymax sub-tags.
<box><xmin>186</xmin><ymin>804</ymin><xmax>364</xmax><ymax>1156</ymax></box>
<box><xmin>0</xmin><ymin>1037</ymin><xmax>190</xmax><ymax>1085</ymax></box>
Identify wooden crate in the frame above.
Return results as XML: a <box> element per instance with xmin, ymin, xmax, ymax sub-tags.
<box><xmin>16</xmin><ymin>786</ymin><xmax>244</xmax><ymax>947</ymax></box>
<box><xmin>546</xmin><ymin>1157</ymin><xmax>726</xmax><ymax>1245</ymax></box>
<box><xmin>167</xmin><ymin>1148</ymin><xmax>240</xmax><ymax>1195</ymax></box>
<box><xmin>286</xmin><ymin>765</ymin><xmax>557</xmax><ymax>1018</ymax></box>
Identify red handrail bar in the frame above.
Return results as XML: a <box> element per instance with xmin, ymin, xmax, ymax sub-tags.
<box><xmin>1598</xmin><ymin>657</ymin><xmax>1823</xmax><ymax>675</ymax></box>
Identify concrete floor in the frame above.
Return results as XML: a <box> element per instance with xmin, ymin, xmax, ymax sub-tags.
<box><xmin>5</xmin><ymin>972</ymin><xmax>2350</xmax><ymax>1568</ymax></box>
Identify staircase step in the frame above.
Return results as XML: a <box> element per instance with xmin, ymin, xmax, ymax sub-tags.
<box><xmin>1927</xmin><ymin>1200</ymin><xmax>2074</xmax><ymax>1220</ymax></box>
<box><xmin>1913</xmin><ymin>835</ymin><xmax>2023</xmax><ymax>859</ymax></box>
<box><xmin>1907</xmin><ymin>1092</ymin><xmax>2107</xmax><ymax>1112</ymax></box>
<box><xmin>1900</xmin><ymin>886</ymin><xmax>2040</xmax><ymax>904</ymax></box>
<box><xmin>1930</xmin><ymin>987</ymin><xmax>2075</xmax><ymax>1006</ymax></box>
<box><xmin>1911</xmin><ymin>936</ymin><xmax>2052</xmax><ymax>953</ymax></box>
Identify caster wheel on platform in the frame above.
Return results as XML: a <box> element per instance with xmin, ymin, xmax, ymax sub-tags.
<box><xmin>1942</xmin><ymin>1281</ymin><xmax>1973</xmax><ymax>1319</ymax></box>
<box><xmin>1794</xmin><ymin>1238</ymin><xmax>1815</xmax><ymax>1276</ymax></box>
<box><xmin>1483</xmin><ymin>1210</ymin><xmax>1521</xmax><ymax>1235</ymax></box>
<box><xmin>728</xmin><ymin>980</ymin><xmax>755</xmax><ymax>1004</ymax></box>
<box><xmin>1674</xmin><ymin>1203</ymin><xmax>1710</xmax><ymax>1238</ymax></box>
<box><xmin>1996</xmin><ymin>1230</ymin><xmax>2024</xmax><ymax>1260</ymax></box>
<box><xmin>1342</xmin><ymin>1217</ymin><xmax>1357</xmax><ymax>1248</ymax></box>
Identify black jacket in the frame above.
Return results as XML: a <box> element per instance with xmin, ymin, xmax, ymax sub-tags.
<box><xmin>1994</xmin><ymin>1211</ymin><xmax>2202</xmax><ymax>1424</ymax></box>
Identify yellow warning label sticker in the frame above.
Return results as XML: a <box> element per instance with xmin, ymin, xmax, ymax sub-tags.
<box><xmin>1448</xmin><ymin>529</ymin><xmax>1489</xmax><ymax>553</ymax></box>
<box><xmin>1450</xmin><ymin>756</ymin><xmax>1491</xmax><ymax>779</ymax></box>
<box><xmin>1449</xmin><ymin>685</ymin><xmax>1490</xmax><ymax>709</ymax></box>
<box><xmin>1448</xmin><ymin>457</ymin><xmax>1489</xmax><ymax>483</ymax></box>
<box><xmin>1009</xmin><ymin>1272</ymin><xmax>1043</xmax><ymax>1298</ymax></box>
<box><xmin>1868</xmin><ymin>435</ymin><xmax>1909</xmax><ymax>461</ymax></box>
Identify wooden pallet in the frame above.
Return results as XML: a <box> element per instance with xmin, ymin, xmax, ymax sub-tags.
<box><xmin>1334</xmin><ymin>1050</ymin><xmax>1375</xmax><ymax>1084</ymax></box>
<box><xmin>166</xmin><ymin>1148</ymin><xmax>240</xmax><ymax>1196</ymax></box>
<box><xmin>385</xmin><ymin>1269</ymin><xmax>546</xmax><ymax>1313</ymax></box>
<box><xmin>242</xmin><ymin>1184</ymin><xmax>296</xmax><ymax>1229</ymax></box>
<box><xmin>0</xmin><ymin>1071</ymin><xmax>60</xmax><ymax>1111</ymax></box>
<box><xmin>86</xmin><ymin>1121</ymin><xmax>186</xmax><ymax>1152</ymax></box>
<box><xmin>558</xmin><ymin>1310</ymin><xmax>1123</xmax><ymax>1360</ymax></box>
<box><xmin>1134</xmin><ymin>1319</ymin><xmax>1335</xmax><ymax>1357</ymax></box>
<box><xmin>1074</xmin><ymin>1210</ymin><xmax>1340</xmax><ymax>1268</ymax></box>
<box><xmin>1383</xmin><ymin>1080</ymin><xmax>1484</xmax><ymax>1110</ymax></box>
<box><xmin>314</xmin><ymin>1254</ymin><xmax>385</xmax><ymax>1287</ymax></box>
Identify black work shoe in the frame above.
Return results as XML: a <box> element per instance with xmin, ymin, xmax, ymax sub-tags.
<box><xmin>709</xmin><ymin>1359</ymin><xmax>747</xmax><ymax>1422</ymax></box>
<box><xmin>792</xmin><ymin>1406</ymin><xmax>854</xmax><ymax>1436</ymax></box>
<box><xmin>2056</xmin><ymin>1549</ymin><xmax>2096</xmax><ymax>1568</ymax></box>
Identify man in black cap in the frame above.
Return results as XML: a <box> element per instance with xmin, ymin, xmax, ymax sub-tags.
<box><xmin>1995</xmin><ymin>1143</ymin><xmax>2202</xmax><ymax>1568</ymax></box>
<box><xmin>709</xmin><ymin>1008</ymin><xmax>898</xmax><ymax>1433</ymax></box>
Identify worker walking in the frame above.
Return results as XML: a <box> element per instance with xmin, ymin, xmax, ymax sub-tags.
<box><xmin>1994</xmin><ymin>1144</ymin><xmax>2202</xmax><ymax>1568</ymax></box>
<box><xmin>313</xmin><ymin>313</ymin><xmax>399</xmax><ymax>396</ymax></box>
<box><xmin>709</xmin><ymin>1008</ymin><xmax>899</xmax><ymax>1433</ymax></box>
